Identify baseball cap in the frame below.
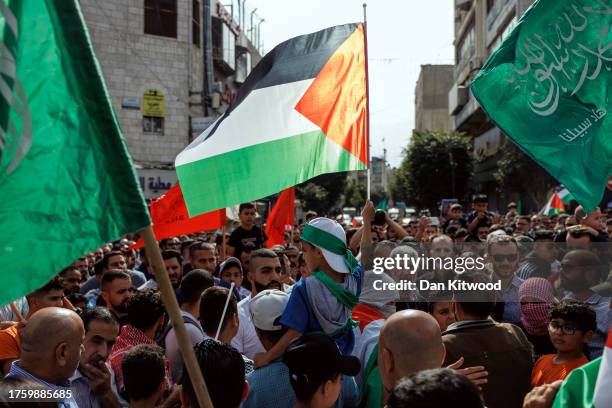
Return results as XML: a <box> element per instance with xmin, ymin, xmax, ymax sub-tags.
<box><xmin>218</xmin><ymin>256</ymin><xmax>243</xmax><ymax>276</ymax></box>
<box><xmin>249</xmin><ymin>289</ymin><xmax>289</xmax><ymax>331</ymax></box>
<box><xmin>283</xmin><ymin>333</ymin><xmax>360</xmax><ymax>385</ymax></box>
<box><xmin>304</xmin><ymin>217</ymin><xmax>350</xmax><ymax>274</ymax></box>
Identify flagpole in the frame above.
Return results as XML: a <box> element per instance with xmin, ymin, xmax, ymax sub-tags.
<box><xmin>141</xmin><ymin>225</ymin><xmax>213</xmax><ymax>408</ymax></box>
<box><xmin>215</xmin><ymin>282</ymin><xmax>235</xmax><ymax>340</ymax></box>
<box><xmin>363</xmin><ymin>2</ymin><xmax>371</xmax><ymax>200</ymax></box>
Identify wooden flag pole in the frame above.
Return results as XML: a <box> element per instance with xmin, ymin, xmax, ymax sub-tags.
<box><xmin>141</xmin><ymin>225</ymin><xmax>213</xmax><ymax>408</ymax></box>
<box><xmin>363</xmin><ymin>2</ymin><xmax>372</xmax><ymax>201</ymax></box>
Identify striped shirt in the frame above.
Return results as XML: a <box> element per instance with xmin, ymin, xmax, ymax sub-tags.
<box><xmin>6</xmin><ymin>360</ymin><xmax>78</xmax><ymax>408</ymax></box>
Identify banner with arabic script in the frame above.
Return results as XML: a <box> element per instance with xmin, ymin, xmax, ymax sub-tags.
<box><xmin>471</xmin><ymin>0</ymin><xmax>611</xmax><ymax>211</ymax></box>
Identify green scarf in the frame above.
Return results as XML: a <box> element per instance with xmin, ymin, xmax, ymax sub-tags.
<box><xmin>301</xmin><ymin>223</ymin><xmax>359</xmax><ymax>273</ymax></box>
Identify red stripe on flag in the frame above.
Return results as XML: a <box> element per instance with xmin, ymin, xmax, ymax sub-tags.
<box><xmin>265</xmin><ymin>188</ymin><xmax>295</xmax><ymax>248</ymax></box>
<box><xmin>132</xmin><ymin>184</ymin><xmax>226</xmax><ymax>249</ymax></box>
<box><xmin>294</xmin><ymin>24</ymin><xmax>368</xmax><ymax>165</ymax></box>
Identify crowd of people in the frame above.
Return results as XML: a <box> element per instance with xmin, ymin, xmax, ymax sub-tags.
<box><xmin>0</xmin><ymin>198</ymin><xmax>610</xmax><ymax>408</ymax></box>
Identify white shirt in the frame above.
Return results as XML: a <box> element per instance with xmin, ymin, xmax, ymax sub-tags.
<box><xmin>165</xmin><ymin>311</ymin><xmax>206</xmax><ymax>383</ymax></box>
<box><xmin>231</xmin><ymin>295</ymin><xmax>265</xmax><ymax>360</ymax></box>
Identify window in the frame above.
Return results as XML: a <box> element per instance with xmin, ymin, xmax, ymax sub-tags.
<box><xmin>456</xmin><ymin>27</ymin><xmax>474</xmax><ymax>65</ymax></box>
<box><xmin>192</xmin><ymin>0</ymin><xmax>201</xmax><ymax>46</ymax></box>
<box><xmin>144</xmin><ymin>0</ymin><xmax>177</xmax><ymax>38</ymax></box>
<box><xmin>143</xmin><ymin>117</ymin><xmax>164</xmax><ymax>134</ymax></box>
<box><xmin>212</xmin><ymin>17</ymin><xmax>236</xmax><ymax>71</ymax></box>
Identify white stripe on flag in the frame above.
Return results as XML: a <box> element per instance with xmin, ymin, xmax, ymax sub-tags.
<box><xmin>176</xmin><ymin>79</ymin><xmax>317</xmax><ymax>166</ymax></box>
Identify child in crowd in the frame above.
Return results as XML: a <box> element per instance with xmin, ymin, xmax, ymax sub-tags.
<box><xmin>530</xmin><ymin>300</ymin><xmax>596</xmax><ymax>387</ymax></box>
<box><xmin>253</xmin><ymin>210</ymin><xmax>365</xmax><ymax>367</ymax></box>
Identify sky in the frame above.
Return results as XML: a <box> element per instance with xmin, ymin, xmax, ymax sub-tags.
<box><xmin>248</xmin><ymin>0</ymin><xmax>456</xmax><ymax>167</ymax></box>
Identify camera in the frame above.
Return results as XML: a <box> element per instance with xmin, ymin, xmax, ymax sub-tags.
<box><xmin>373</xmin><ymin>210</ymin><xmax>386</xmax><ymax>226</ymax></box>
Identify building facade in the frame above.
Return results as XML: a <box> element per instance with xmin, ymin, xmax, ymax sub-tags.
<box><xmin>414</xmin><ymin>64</ymin><xmax>454</xmax><ymax>133</ymax></box>
<box><xmin>80</xmin><ymin>0</ymin><xmax>263</xmax><ymax>200</ymax></box>
<box><xmin>448</xmin><ymin>0</ymin><xmax>534</xmax><ymax>211</ymax></box>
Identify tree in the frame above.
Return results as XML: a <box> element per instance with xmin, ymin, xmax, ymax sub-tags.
<box><xmin>296</xmin><ymin>172</ymin><xmax>347</xmax><ymax>215</ymax></box>
<box><xmin>395</xmin><ymin>130</ymin><xmax>473</xmax><ymax>212</ymax></box>
<box><xmin>493</xmin><ymin>138</ymin><xmax>557</xmax><ymax>210</ymax></box>
<box><xmin>343</xmin><ymin>178</ymin><xmax>366</xmax><ymax>208</ymax></box>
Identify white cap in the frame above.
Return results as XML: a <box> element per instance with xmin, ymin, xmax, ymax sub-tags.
<box><xmin>249</xmin><ymin>289</ymin><xmax>289</xmax><ymax>331</ymax></box>
<box><xmin>307</xmin><ymin>217</ymin><xmax>350</xmax><ymax>274</ymax></box>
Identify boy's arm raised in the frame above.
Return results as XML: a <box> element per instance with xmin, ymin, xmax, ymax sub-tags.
<box><xmin>253</xmin><ymin>328</ymin><xmax>302</xmax><ymax>368</ymax></box>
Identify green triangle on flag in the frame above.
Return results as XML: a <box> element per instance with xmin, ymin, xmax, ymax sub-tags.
<box><xmin>0</xmin><ymin>0</ymin><xmax>150</xmax><ymax>305</ymax></box>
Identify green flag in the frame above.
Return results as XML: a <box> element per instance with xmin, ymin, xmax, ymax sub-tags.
<box><xmin>471</xmin><ymin>0</ymin><xmax>612</xmax><ymax>211</ymax></box>
<box><xmin>376</xmin><ymin>197</ymin><xmax>388</xmax><ymax>211</ymax></box>
<box><xmin>0</xmin><ymin>0</ymin><xmax>150</xmax><ymax>305</ymax></box>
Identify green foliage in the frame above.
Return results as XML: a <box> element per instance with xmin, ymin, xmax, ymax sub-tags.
<box><xmin>343</xmin><ymin>178</ymin><xmax>367</xmax><ymax>208</ymax></box>
<box><xmin>395</xmin><ymin>130</ymin><xmax>473</xmax><ymax>212</ymax></box>
<box><xmin>494</xmin><ymin>138</ymin><xmax>557</xmax><ymax>208</ymax></box>
<box><xmin>296</xmin><ymin>172</ymin><xmax>347</xmax><ymax>215</ymax></box>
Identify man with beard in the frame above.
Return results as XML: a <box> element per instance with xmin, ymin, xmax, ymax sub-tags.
<box><xmin>560</xmin><ymin>249</ymin><xmax>612</xmax><ymax>359</ymax></box>
<box><xmin>60</xmin><ymin>266</ymin><xmax>83</xmax><ymax>295</ymax></box>
<box><xmin>487</xmin><ymin>235</ymin><xmax>524</xmax><ymax>325</ymax></box>
<box><xmin>108</xmin><ymin>289</ymin><xmax>170</xmax><ymax>391</ymax></box>
<box><xmin>231</xmin><ymin>249</ymin><xmax>282</xmax><ymax>359</ymax></box>
<box><xmin>139</xmin><ymin>250</ymin><xmax>183</xmax><ymax>291</ymax></box>
<box><xmin>81</xmin><ymin>251</ymin><xmax>146</xmax><ymax>296</ymax></box>
<box><xmin>69</xmin><ymin>307</ymin><xmax>122</xmax><ymax>408</ymax></box>
<box><xmin>99</xmin><ymin>270</ymin><xmax>133</xmax><ymax>326</ymax></box>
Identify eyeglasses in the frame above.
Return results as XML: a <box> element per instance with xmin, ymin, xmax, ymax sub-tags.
<box><xmin>492</xmin><ymin>253</ymin><xmax>518</xmax><ymax>262</ymax></box>
<box><xmin>548</xmin><ymin>321</ymin><xmax>580</xmax><ymax>336</ymax></box>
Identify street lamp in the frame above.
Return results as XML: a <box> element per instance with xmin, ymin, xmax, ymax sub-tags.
<box><xmin>250</xmin><ymin>8</ymin><xmax>258</xmax><ymax>42</ymax></box>
<box><xmin>257</xmin><ymin>19</ymin><xmax>265</xmax><ymax>52</ymax></box>
<box><xmin>241</xmin><ymin>0</ymin><xmax>246</xmax><ymax>29</ymax></box>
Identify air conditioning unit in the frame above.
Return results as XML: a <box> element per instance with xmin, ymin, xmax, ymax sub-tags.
<box><xmin>212</xmin><ymin>93</ymin><xmax>221</xmax><ymax>109</ymax></box>
<box><xmin>448</xmin><ymin>84</ymin><xmax>468</xmax><ymax>115</ymax></box>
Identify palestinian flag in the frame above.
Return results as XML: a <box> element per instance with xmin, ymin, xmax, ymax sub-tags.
<box><xmin>176</xmin><ymin>24</ymin><xmax>368</xmax><ymax>216</ymax></box>
<box><xmin>557</xmin><ymin>187</ymin><xmax>575</xmax><ymax>204</ymax></box>
<box><xmin>542</xmin><ymin>192</ymin><xmax>565</xmax><ymax>216</ymax></box>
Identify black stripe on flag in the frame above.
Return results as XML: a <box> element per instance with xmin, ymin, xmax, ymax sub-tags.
<box><xmin>197</xmin><ymin>23</ymin><xmax>359</xmax><ymax>144</ymax></box>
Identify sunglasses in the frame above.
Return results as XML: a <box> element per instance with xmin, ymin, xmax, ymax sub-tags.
<box><xmin>492</xmin><ymin>253</ymin><xmax>518</xmax><ymax>262</ymax></box>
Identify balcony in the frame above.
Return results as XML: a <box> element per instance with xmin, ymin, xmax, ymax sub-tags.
<box><xmin>453</xmin><ymin>88</ymin><xmax>491</xmax><ymax>134</ymax></box>
<box><xmin>455</xmin><ymin>0</ymin><xmax>472</xmax><ymax>10</ymax></box>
